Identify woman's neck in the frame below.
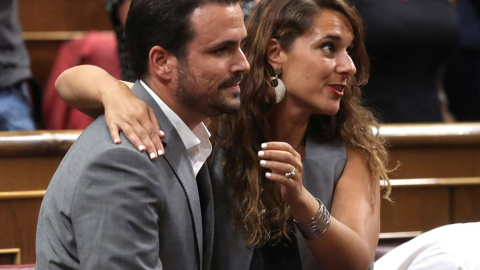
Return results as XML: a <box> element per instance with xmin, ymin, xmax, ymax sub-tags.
<box><xmin>270</xmin><ymin>102</ymin><xmax>310</xmax><ymax>152</ymax></box>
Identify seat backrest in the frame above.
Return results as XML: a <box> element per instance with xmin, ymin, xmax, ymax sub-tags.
<box><xmin>0</xmin><ymin>265</ymin><xmax>35</xmax><ymax>270</ymax></box>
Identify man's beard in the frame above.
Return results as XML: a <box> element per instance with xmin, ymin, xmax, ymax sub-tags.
<box><xmin>176</xmin><ymin>60</ymin><xmax>243</xmax><ymax>118</ymax></box>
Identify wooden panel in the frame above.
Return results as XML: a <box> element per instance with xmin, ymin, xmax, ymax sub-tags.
<box><xmin>0</xmin><ymin>199</ymin><xmax>42</xmax><ymax>264</ymax></box>
<box><xmin>388</xmin><ymin>148</ymin><xmax>480</xmax><ymax>179</ymax></box>
<box><xmin>381</xmin><ymin>123</ymin><xmax>480</xmax><ymax>179</ymax></box>
<box><xmin>18</xmin><ymin>0</ymin><xmax>112</xmax><ymax>31</ymax></box>
<box><xmin>0</xmin><ymin>157</ymin><xmax>60</xmax><ymax>192</ymax></box>
<box><xmin>0</xmin><ymin>131</ymin><xmax>79</xmax><ymax>191</ymax></box>
<box><xmin>453</xmin><ymin>187</ymin><xmax>480</xmax><ymax>223</ymax></box>
<box><xmin>380</xmin><ymin>187</ymin><xmax>450</xmax><ymax>232</ymax></box>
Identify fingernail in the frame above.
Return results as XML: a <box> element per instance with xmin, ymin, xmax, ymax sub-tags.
<box><xmin>159</xmin><ymin>131</ymin><xmax>165</xmax><ymax>136</ymax></box>
<box><xmin>260</xmin><ymin>160</ymin><xmax>267</xmax><ymax>165</ymax></box>
<box><xmin>149</xmin><ymin>152</ymin><xmax>156</xmax><ymax>160</ymax></box>
<box><xmin>258</xmin><ymin>151</ymin><xmax>264</xmax><ymax>157</ymax></box>
<box><xmin>138</xmin><ymin>145</ymin><xmax>146</xmax><ymax>151</ymax></box>
<box><xmin>266</xmin><ymin>172</ymin><xmax>271</xmax><ymax>177</ymax></box>
<box><xmin>158</xmin><ymin>149</ymin><xmax>164</xmax><ymax>156</ymax></box>
<box><xmin>114</xmin><ymin>138</ymin><xmax>120</xmax><ymax>144</ymax></box>
<box><xmin>261</xmin><ymin>143</ymin><xmax>267</xmax><ymax>149</ymax></box>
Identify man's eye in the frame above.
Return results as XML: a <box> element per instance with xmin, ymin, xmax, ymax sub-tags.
<box><xmin>214</xmin><ymin>47</ymin><xmax>228</xmax><ymax>55</ymax></box>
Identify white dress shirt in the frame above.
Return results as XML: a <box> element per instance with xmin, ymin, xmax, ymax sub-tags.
<box><xmin>141</xmin><ymin>80</ymin><xmax>212</xmax><ymax>176</ymax></box>
<box><xmin>375</xmin><ymin>222</ymin><xmax>480</xmax><ymax>270</ymax></box>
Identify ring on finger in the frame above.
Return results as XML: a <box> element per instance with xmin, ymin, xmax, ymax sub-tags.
<box><xmin>285</xmin><ymin>165</ymin><xmax>296</xmax><ymax>179</ymax></box>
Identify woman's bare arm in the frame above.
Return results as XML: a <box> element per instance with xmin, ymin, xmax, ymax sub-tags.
<box><xmin>260</xmin><ymin>144</ymin><xmax>379</xmax><ymax>269</ymax></box>
<box><xmin>55</xmin><ymin>65</ymin><xmax>164</xmax><ymax>159</ymax></box>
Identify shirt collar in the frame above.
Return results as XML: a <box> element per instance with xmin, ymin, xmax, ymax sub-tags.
<box><xmin>140</xmin><ymin>80</ymin><xmax>211</xmax><ymax>154</ymax></box>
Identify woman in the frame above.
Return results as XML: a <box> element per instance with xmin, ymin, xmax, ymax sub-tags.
<box><xmin>56</xmin><ymin>0</ymin><xmax>390</xmax><ymax>269</ymax></box>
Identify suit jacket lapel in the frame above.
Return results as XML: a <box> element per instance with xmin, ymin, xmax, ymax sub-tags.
<box><xmin>131</xmin><ymin>81</ymin><xmax>204</xmax><ymax>268</ymax></box>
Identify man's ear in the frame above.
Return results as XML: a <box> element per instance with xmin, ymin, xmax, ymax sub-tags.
<box><xmin>266</xmin><ymin>38</ymin><xmax>287</xmax><ymax>69</ymax></box>
<box><xmin>148</xmin><ymin>46</ymin><xmax>177</xmax><ymax>80</ymax></box>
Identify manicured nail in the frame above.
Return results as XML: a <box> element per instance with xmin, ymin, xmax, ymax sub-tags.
<box><xmin>260</xmin><ymin>160</ymin><xmax>267</xmax><ymax>165</ymax></box>
<box><xmin>149</xmin><ymin>152</ymin><xmax>156</xmax><ymax>160</ymax></box>
<box><xmin>114</xmin><ymin>138</ymin><xmax>120</xmax><ymax>144</ymax></box>
<box><xmin>261</xmin><ymin>143</ymin><xmax>267</xmax><ymax>149</ymax></box>
<box><xmin>266</xmin><ymin>172</ymin><xmax>271</xmax><ymax>177</ymax></box>
<box><xmin>158</xmin><ymin>149</ymin><xmax>164</xmax><ymax>156</ymax></box>
<box><xmin>138</xmin><ymin>145</ymin><xmax>146</xmax><ymax>151</ymax></box>
<box><xmin>159</xmin><ymin>131</ymin><xmax>165</xmax><ymax>136</ymax></box>
<box><xmin>258</xmin><ymin>151</ymin><xmax>264</xmax><ymax>157</ymax></box>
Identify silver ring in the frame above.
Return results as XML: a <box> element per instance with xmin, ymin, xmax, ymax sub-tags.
<box><xmin>285</xmin><ymin>165</ymin><xmax>296</xmax><ymax>178</ymax></box>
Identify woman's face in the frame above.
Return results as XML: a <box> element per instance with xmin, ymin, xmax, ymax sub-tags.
<box><xmin>279</xmin><ymin>10</ymin><xmax>356</xmax><ymax>116</ymax></box>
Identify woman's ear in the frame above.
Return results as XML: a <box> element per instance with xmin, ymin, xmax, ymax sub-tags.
<box><xmin>148</xmin><ymin>45</ymin><xmax>177</xmax><ymax>80</ymax></box>
<box><xmin>266</xmin><ymin>38</ymin><xmax>287</xmax><ymax>68</ymax></box>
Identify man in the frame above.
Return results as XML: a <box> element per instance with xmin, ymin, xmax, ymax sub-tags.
<box><xmin>35</xmin><ymin>0</ymin><xmax>249</xmax><ymax>269</ymax></box>
<box><xmin>104</xmin><ymin>0</ymin><xmax>258</xmax><ymax>84</ymax></box>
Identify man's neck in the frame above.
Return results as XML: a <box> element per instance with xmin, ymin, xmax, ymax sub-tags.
<box><xmin>143</xmin><ymin>77</ymin><xmax>203</xmax><ymax>130</ymax></box>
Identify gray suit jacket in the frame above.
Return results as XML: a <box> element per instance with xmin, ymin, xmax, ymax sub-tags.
<box><xmin>209</xmin><ymin>122</ymin><xmax>347</xmax><ymax>270</ymax></box>
<box><xmin>36</xmin><ymin>81</ymin><xmax>214</xmax><ymax>270</ymax></box>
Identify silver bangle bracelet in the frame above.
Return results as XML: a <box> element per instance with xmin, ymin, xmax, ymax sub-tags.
<box><xmin>293</xmin><ymin>198</ymin><xmax>331</xmax><ymax>240</ymax></box>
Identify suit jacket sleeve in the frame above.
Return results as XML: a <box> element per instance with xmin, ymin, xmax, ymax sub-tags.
<box><xmin>71</xmin><ymin>145</ymin><xmax>164</xmax><ymax>269</ymax></box>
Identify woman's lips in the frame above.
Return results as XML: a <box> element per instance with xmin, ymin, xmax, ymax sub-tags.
<box><xmin>328</xmin><ymin>85</ymin><xmax>345</xmax><ymax>97</ymax></box>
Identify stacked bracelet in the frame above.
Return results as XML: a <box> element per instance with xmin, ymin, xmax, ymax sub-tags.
<box><xmin>293</xmin><ymin>198</ymin><xmax>331</xmax><ymax>240</ymax></box>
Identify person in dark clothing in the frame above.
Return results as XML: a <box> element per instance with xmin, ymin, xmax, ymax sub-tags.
<box><xmin>352</xmin><ymin>0</ymin><xmax>459</xmax><ymax>123</ymax></box>
<box><xmin>0</xmin><ymin>0</ymin><xmax>35</xmax><ymax>130</ymax></box>
<box><xmin>443</xmin><ymin>0</ymin><xmax>480</xmax><ymax>121</ymax></box>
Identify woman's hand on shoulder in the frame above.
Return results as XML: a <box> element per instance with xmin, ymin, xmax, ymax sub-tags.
<box><xmin>103</xmin><ymin>81</ymin><xmax>165</xmax><ymax>160</ymax></box>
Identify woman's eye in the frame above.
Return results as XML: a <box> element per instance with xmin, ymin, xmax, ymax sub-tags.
<box><xmin>320</xmin><ymin>43</ymin><xmax>335</xmax><ymax>54</ymax></box>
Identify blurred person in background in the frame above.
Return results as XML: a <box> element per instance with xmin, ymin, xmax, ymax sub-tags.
<box><xmin>352</xmin><ymin>0</ymin><xmax>459</xmax><ymax>123</ymax></box>
<box><xmin>105</xmin><ymin>0</ymin><xmax>135</xmax><ymax>82</ymax></box>
<box><xmin>0</xmin><ymin>0</ymin><xmax>36</xmax><ymax>131</ymax></box>
<box><xmin>443</xmin><ymin>0</ymin><xmax>480</xmax><ymax>121</ymax></box>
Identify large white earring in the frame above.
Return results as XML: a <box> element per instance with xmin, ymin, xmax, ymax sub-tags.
<box><xmin>270</xmin><ymin>68</ymin><xmax>285</xmax><ymax>103</ymax></box>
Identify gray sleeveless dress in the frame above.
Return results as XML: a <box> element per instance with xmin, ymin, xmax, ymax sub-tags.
<box><xmin>209</xmin><ymin>122</ymin><xmax>350</xmax><ymax>270</ymax></box>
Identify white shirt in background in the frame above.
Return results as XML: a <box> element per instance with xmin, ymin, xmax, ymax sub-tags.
<box><xmin>375</xmin><ymin>222</ymin><xmax>480</xmax><ymax>270</ymax></box>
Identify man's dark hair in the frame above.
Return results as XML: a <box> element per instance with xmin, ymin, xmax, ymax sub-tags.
<box><xmin>125</xmin><ymin>0</ymin><xmax>239</xmax><ymax>79</ymax></box>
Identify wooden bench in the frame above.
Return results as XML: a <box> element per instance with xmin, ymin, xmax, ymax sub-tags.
<box><xmin>1</xmin><ymin>123</ymin><xmax>480</xmax><ymax>263</ymax></box>
<box><xmin>379</xmin><ymin>123</ymin><xmax>480</xmax><ymax>233</ymax></box>
<box><xmin>0</xmin><ymin>131</ymin><xmax>79</xmax><ymax>264</ymax></box>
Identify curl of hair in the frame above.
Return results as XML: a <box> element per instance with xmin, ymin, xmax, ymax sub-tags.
<box><xmin>214</xmin><ymin>0</ymin><xmax>391</xmax><ymax>247</ymax></box>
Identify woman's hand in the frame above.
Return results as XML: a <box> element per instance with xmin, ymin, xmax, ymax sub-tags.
<box><xmin>258</xmin><ymin>142</ymin><xmax>307</xmax><ymax>204</ymax></box>
<box><xmin>102</xmin><ymin>81</ymin><xmax>165</xmax><ymax>160</ymax></box>
<box><xmin>258</xmin><ymin>141</ymin><xmax>320</xmax><ymax>223</ymax></box>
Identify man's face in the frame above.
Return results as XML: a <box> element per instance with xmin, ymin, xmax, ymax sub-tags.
<box><xmin>175</xmin><ymin>3</ymin><xmax>250</xmax><ymax>118</ymax></box>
